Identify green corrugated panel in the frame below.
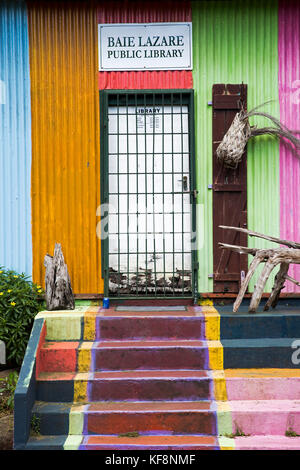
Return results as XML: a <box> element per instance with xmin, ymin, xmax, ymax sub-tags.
<box><xmin>192</xmin><ymin>0</ymin><xmax>280</xmax><ymax>293</ymax></box>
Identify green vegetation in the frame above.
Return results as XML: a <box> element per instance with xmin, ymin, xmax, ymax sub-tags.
<box><xmin>30</xmin><ymin>414</ymin><xmax>41</xmax><ymax>435</ymax></box>
<box><xmin>224</xmin><ymin>423</ymin><xmax>250</xmax><ymax>438</ymax></box>
<box><xmin>0</xmin><ymin>371</ymin><xmax>19</xmax><ymax>411</ymax></box>
<box><xmin>0</xmin><ymin>267</ymin><xmax>45</xmax><ymax>366</ymax></box>
<box><xmin>285</xmin><ymin>427</ymin><xmax>300</xmax><ymax>437</ymax></box>
<box><xmin>118</xmin><ymin>432</ymin><xmax>140</xmax><ymax>438</ymax></box>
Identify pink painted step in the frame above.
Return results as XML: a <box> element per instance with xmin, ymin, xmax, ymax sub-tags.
<box><xmin>92</xmin><ymin>340</ymin><xmax>209</xmax><ymax>371</ymax></box>
<box><xmin>229</xmin><ymin>400</ymin><xmax>300</xmax><ymax>436</ymax></box>
<box><xmin>225</xmin><ymin>371</ymin><xmax>300</xmax><ymax>400</ymax></box>
<box><xmin>234</xmin><ymin>435</ymin><xmax>300</xmax><ymax>450</ymax></box>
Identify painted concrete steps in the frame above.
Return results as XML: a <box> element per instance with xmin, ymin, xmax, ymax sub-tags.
<box><xmin>25</xmin><ymin>433</ymin><xmax>300</xmax><ymax>451</ymax></box>
<box><xmin>36</xmin><ymin>370</ymin><xmax>214</xmax><ymax>402</ymax></box>
<box><xmin>32</xmin><ymin>398</ymin><xmax>300</xmax><ymax>438</ymax></box>
<box><xmin>32</xmin><ymin>400</ymin><xmax>217</xmax><ymax>436</ymax></box>
<box><xmin>39</xmin><ymin>337</ymin><xmax>300</xmax><ymax>371</ymax></box>
<box><xmin>223</xmin><ymin>338</ymin><xmax>300</xmax><ymax>368</ymax></box>
<box><xmin>39</xmin><ymin>340</ymin><xmax>215</xmax><ymax>372</ymax></box>
<box><xmin>25</xmin><ymin>434</ymin><xmax>221</xmax><ymax>450</ymax></box>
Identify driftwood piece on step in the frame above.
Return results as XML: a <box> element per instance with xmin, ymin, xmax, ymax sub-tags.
<box><xmin>219</xmin><ymin>226</ymin><xmax>300</xmax><ymax>313</ymax></box>
<box><xmin>44</xmin><ymin>243</ymin><xmax>75</xmax><ymax>311</ymax></box>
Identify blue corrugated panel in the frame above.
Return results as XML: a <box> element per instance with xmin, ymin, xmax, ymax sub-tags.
<box><xmin>0</xmin><ymin>0</ymin><xmax>32</xmax><ymax>276</ymax></box>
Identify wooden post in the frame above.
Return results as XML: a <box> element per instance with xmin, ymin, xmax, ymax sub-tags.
<box><xmin>44</xmin><ymin>243</ymin><xmax>75</xmax><ymax>311</ymax></box>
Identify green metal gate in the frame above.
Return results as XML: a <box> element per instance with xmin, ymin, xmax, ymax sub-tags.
<box><xmin>100</xmin><ymin>90</ymin><xmax>197</xmax><ymax>300</ymax></box>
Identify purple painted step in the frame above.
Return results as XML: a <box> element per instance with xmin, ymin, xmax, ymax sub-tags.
<box><xmin>96</xmin><ymin>316</ymin><xmax>205</xmax><ymax>340</ymax></box>
<box><xmin>84</xmin><ymin>401</ymin><xmax>217</xmax><ymax>436</ymax></box>
<box><xmin>89</xmin><ymin>370</ymin><xmax>213</xmax><ymax>401</ymax></box>
<box><xmin>92</xmin><ymin>340</ymin><xmax>209</xmax><ymax>371</ymax></box>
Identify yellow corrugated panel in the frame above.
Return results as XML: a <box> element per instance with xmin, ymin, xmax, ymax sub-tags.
<box><xmin>28</xmin><ymin>1</ymin><xmax>103</xmax><ymax>294</ymax></box>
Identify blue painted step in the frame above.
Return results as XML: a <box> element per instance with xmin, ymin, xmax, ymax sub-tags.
<box><xmin>223</xmin><ymin>338</ymin><xmax>300</xmax><ymax>368</ymax></box>
<box><xmin>220</xmin><ymin>310</ymin><xmax>300</xmax><ymax>339</ymax></box>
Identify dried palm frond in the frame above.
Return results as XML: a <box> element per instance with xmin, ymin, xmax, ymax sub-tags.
<box><xmin>216</xmin><ymin>101</ymin><xmax>300</xmax><ymax>169</ymax></box>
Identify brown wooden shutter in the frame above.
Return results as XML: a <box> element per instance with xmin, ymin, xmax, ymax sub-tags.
<box><xmin>212</xmin><ymin>84</ymin><xmax>248</xmax><ymax>293</ymax></box>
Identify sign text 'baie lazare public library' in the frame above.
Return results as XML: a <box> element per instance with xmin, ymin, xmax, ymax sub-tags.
<box><xmin>98</xmin><ymin>23</ymin><xmax>192</xmax><ymax>71</ymax></box>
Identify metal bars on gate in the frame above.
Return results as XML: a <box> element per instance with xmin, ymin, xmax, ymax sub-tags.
<box><xmin>100</xmin><ymin>90</ymin><xmax>197</xmax><ymax>299</ymax></box>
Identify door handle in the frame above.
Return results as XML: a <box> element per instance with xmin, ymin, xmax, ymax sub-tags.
<box><xmin>178</xmin><ymin>176</ymin><xmax>188</xmax><ymax>191</ymax></box>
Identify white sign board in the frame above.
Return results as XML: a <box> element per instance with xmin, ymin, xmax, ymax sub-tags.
<box><xmin>98</xmin><ymin>23</ymin><xmax>192</xmax><ymax>71</ymax></box>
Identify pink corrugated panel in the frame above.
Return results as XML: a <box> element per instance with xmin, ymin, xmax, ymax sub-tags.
<box><xmin>278</xmin><ymin>0</ymin><xmax>300</xmax><ymax>292</ymax></box>
<box><xmin>98</xmin><ymin>0</ymin><xmax>193</xmax><ymax>90</ymax></box>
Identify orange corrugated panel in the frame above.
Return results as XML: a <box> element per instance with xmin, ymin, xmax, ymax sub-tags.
<box><xmin>28</xmin><ymin>1</ymin><xmax>103</xmax><ymax>294</ymax></box>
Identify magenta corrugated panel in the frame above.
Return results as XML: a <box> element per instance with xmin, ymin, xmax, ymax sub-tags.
<box><xmin>97</xmin><ymin>0</ymin><xmax>193</xmax><ymax>90</ymax></box>
<box><xmin>278</xmin><ymin>0</ymin><xmax>300</xmax><ymax>292</ymax></box>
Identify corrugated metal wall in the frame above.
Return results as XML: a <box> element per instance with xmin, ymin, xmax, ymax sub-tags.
<box><xmin>7</xmin><ymin>0</ymin><xmax>295</xmax><ymax>296</ymax></box>
<box><xmin>192</xmin><ymin>0</ymin><xmax>280</xmax><ymax>293</ymax></box>
<box><xmin>0</xmin><ymin>0</ymin><xmax>32</xmax><ymax>276</ymax></box>
<box><xmin>278</xmin><ymin>0</ymin><xmax>300</xmax><ymax>293</ymax></box>
<box><xmin>98</xmin><ymin>0</ymin><xmax>193</xmax><ymax>90</ymax></box>
<box><xmin>27</xmin><ymin>1</ymin><xmax>103</xmax><ymax>294</ymax></box>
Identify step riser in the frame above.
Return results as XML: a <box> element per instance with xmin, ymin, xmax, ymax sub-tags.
<box><xmin>85</xmin><ymin>412</ymin><xmax>217</xmax><ymax>435</ymax></box>
<box><xmin>89</xmin><ymin>378</ymin><xmax>213</xmax><ymax>401</ymax></box>
<box><xmin>233</xmin><ymin>436</ymin><xmax>300</xmax><ymax>450</ymax></box>
<box><xmin>231</xmin><ymin>411</ymin><xmax>300</xmax><ymax>436</ymax></box>
<box><xmin>221</xmin><ymin>315</ymin><xmax>300</xmax><ymax>340</ymax></box>
<box><xmin>224</xmin><ymin>346</ymin><xmax>298</xmax><ymax>368</ymax></box>
<box><xmin>38</xmin><ymin>345</ymin><xmax>209</xmax><ymax>373</ymax></box>
<box><xmin>34</xmin><ymin>408</ymin><xmax>300</xmax><ymax>438</ymax></box>
<box><xmin>36</xmin><ymin>378</ymin><xmax>213</xmax><ymax>402</ymax></box>
<box><xmin>93</xmin><ymin>348</ymin><xmax>208</xmax><ymax>371</ymax></box>
<box><xmin>39</xmin><ymin>345</ymin><xmax>299</xmax><ymax>372</ymax></box>
<box><xmin>97</xmin><ymin>318</ymin><xmax>205</xmax><ymax>340</ymax></box>
<box><xmin>37</xmin><ymin>380</ymin><xmax>74</xmax><ymax>402</ymax></box>
<box><xmin>226</xmin><ymin>377</ymin><xmax>300</xmax><ymax>400</ymax></box>
<box><xmin>32</xmin><ymin>410</ymin><xmax>217</xmax><ymax>436</ymax></box>
<box><xmin>38</xmin><ymin>347</ymin><xmax>77</xmax><ymax>373</ymax></box>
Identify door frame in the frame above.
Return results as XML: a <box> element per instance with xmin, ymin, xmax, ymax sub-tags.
<box><xmin>100</xmin><ymin>89</ymin><xmax>198</xmax><ymax>301</ymax></box>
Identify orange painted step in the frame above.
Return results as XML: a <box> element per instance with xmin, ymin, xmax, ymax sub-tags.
<box><xmin>79</xmin><ymin>434</ymin><xmax>220</xmax><ymax>450</ymax></box>
<box><xmin>84</xmin><ymin>400</ymin><xmax>217</xmax><ymax>435</ymax></box>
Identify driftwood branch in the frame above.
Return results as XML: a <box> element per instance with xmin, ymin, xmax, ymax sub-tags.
<box><xmin>219</xmin><ymin>226</ymin><xmax>300</xmax><ymax>313</ymax></box>
<box><xmin>285</xmin><ymin>274</ymin><xmax>300</xmax><ymax>287</ymax></box>
<box><xmin>44</xmin><ymin>243</ymin><xmax>75</xmax><ymax>311</ymax></box>
<box><xmin>219</xmin><ymin>225</ymin><xmax>300</xmax><ymax>249</ymax></box>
